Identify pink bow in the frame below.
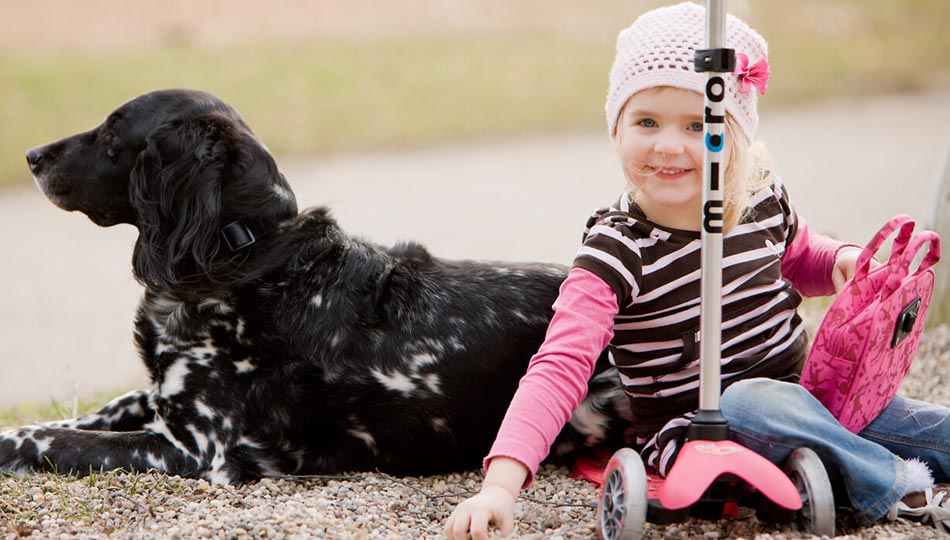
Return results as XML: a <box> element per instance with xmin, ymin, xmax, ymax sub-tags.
<box><xmin>734</xmin><ymin>53</ymin><xmax>770</xmax><ymax>95</ymax></box>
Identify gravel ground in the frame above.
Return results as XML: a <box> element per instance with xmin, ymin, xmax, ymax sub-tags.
<box><xmin>2</xmin><ymin>321</ymin><xmax>949</xmax><ymax>540</ymax></box>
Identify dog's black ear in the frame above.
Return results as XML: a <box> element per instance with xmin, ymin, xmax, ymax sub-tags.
<box><xmin>129</xmin><ymin>114</ymin><xmax>296</xmax><ymax>294</ymax></box>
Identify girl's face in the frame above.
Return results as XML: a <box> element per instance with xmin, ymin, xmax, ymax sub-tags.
<box><xmin>615</xmin><ymin>87</ymin><xmax>730</xmax><ymax>231</ymax></box>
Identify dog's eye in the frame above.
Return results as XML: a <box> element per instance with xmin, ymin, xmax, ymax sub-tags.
<box><xmin>106</xmin><ymin>148</ymin><xmax>117</xmax><ymax>160</ymax></box>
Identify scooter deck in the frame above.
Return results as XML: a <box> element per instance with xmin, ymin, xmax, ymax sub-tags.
<box><xmin>573</xmin><ymin>442</ymin><xmax>801</xmax><ymax>522</ymax></box>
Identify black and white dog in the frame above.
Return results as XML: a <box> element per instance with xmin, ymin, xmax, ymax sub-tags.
<box><xmin>5</xmin><ymin>89</ymin><xmax>630</xmax><ymax>484</ymax></box>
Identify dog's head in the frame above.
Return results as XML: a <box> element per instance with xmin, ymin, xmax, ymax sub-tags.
<box><xmin>27</xmin><ymin>89</ymin><xmax>298</xmax><ymax>294</ymax></box>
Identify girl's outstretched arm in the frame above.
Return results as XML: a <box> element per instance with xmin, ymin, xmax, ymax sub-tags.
<box><xmin>445</xmin><ymin>268</ymin><xmax>619</xmax><ymax>538</ymax></box>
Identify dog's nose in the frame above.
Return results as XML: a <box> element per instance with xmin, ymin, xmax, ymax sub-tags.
<box><xmin>26</xmin><ymin>148</ymin><xmax>43</xmax><ymax>172</ymax></box>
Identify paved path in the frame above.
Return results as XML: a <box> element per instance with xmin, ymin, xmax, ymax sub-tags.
<box><xmin>1</xmin><ymin>90</ymin><xmax>947</xmax><ymax>407</ymax></box>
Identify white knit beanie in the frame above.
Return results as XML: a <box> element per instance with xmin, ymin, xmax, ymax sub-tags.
<box><xmin>605</xmin><ymin>1</ymin><xmax>768</xmax><ymax>142</ymax></box>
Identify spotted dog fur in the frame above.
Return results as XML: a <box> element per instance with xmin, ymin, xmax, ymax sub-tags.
<box><xmin>11</xmin><ymin>89</ymin><xmax>631</xmax><ymax>484</ymax></box>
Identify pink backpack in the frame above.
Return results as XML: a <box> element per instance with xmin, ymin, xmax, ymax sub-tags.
<box><xmin>801</xmin><ymin>215</ymin><xmax>941</xmax><ymax>433</ymax></box>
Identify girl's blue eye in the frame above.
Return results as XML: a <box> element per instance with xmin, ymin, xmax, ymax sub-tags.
<box><xmin>637</xmin><ymin>118</ymin><xmax>657</xmax><ymax>128</ymax></box>
<box><xmin>688</xmin><ymin>122</ymin><xmax>704</xmax><ymax>132</ymax></box>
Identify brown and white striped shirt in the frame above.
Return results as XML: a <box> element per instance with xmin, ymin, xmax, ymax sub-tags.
<box><xmin>574</xmin><ymin>177</ymin><xmax>819</xmax><ymax>473</ymax></box>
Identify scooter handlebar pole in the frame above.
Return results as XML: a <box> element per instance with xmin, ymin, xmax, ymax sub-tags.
<box><xmin>696</xmin><ymin>0</ymin><xmax>733</xmax><ymax>416</ymax></box>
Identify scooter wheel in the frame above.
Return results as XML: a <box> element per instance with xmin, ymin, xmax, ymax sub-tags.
<box><xmin>785</xmin><ymin>447</ymin><xmax>835</xmax><ymax>537</ymax></box>
<box><xmin>598</xmin><ymin>448</ymin><xmax>648</xmax><ymax>540</ymax></box>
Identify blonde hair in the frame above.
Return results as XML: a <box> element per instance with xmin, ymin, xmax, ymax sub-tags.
<box><xmin>721</xmin><ymin>114</ymin><xmax>773</xmax><ymax>232</ymax></box>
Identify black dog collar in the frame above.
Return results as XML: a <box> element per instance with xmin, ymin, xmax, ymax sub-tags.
<box><xmin>222</xmin><ymin>221</ymin><xmax>256</xmax><ymax>251</ymax></box>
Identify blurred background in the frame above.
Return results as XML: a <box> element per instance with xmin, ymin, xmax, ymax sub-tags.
<box><xmin>2</xmin><ymin>0</ymin><xmax>949</xmax><ymax>189</ymax></box>
<box><xmin>1</xmin><ymin>0</ymin><xmax>949</xmax><ymax>414</ymax></box>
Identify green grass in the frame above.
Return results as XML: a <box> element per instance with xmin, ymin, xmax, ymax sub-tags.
<box><xmin>0</xmin><ymin>391</ymin><xmax>120</xmax><ymax>430</ymax></box>
<box><xmin>756</xmin><ymin>0</ymin><xmax>950</xmax><ymax>100</ymax></box>
<box><xmin>1</xmin><ymin>34</ymin><xmax>611</xmax><ymax>188</ymax></box>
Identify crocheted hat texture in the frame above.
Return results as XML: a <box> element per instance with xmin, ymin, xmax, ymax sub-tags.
<box><xmin>605</xmin><ymin>1</ymin><xmax>768</xmax><ymax>142</ymax></box>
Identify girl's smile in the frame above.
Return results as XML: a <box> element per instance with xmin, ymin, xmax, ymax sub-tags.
<box><xmin>652</xmin><ymin>167</ymin><xmax>694</xmax><ymax>180</ymax></box>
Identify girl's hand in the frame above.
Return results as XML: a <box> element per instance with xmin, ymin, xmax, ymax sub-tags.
<box><xmin>444</xmin><ymin>484</ymin><xmax>516</xmax><ymax>540</ymax></box>
<box><xmin>832</xmin><ymin>246</ymin><xmax>880</xmax><ymax>293</ymax></box>
<box><xmin>444</xmin><ymin>457</ymin><xmax>528</xmax><ymax>540</ymax></box>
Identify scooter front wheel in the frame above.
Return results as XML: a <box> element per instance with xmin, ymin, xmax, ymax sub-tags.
<box><xmin>785</xmin><ymin>447</ymin><xmax>835</xmax><ymax>537</ymax></box>
<box><xmin>598</xmin><ymin>448</ymin><xmax>648</xmax><ymax>540</ymax></box>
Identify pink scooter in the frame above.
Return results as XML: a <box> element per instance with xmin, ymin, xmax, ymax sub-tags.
<box><xmin>594</xmin><ymin>2</ymin><xmax>835</xmax><ymax>538</ymax></box>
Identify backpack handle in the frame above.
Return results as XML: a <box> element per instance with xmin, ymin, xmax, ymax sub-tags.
<box><xmin>882</xmin><ymin>230</ymin><xmax>941</xmax><ymax>299</ymax></box>
<box><xmin>853</xmin><ymin>215</ymin><xmax>915</xmax><ymax>282</ymax></box>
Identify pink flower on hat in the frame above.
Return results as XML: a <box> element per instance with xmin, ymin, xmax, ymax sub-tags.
<box><xmin>734</xmin><ymin>52</ymin><xmax>770</xmax><ymax>95</ymax></box>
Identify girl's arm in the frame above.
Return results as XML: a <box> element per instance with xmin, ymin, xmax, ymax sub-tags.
<box><xmin>781</xmin><ymin>214</ymin><xmax>861</xmax><ymax>296</ymax></box>
<box><xmin>445</xmin><ymin>267</ymin><xmax>618</xmax><ymax>540</ymax></box>
<box><xmin>485</xmin><ymin>267</ymin><xmax>619</xmax><ymax>483</ymax></box>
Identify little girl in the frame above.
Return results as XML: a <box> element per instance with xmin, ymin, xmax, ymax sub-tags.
<box><xmin>445</xmin><ymin>3</ymin><xmax>950</xmax><ymax>539</ymax></box>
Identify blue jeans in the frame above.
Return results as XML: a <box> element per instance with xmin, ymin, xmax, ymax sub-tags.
<box><xmin>719</xmin><ymin>378</ymin><xmax>950</xmax><ymax>523</ymax></box>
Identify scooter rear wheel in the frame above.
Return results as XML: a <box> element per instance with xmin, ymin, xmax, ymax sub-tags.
<box><xmin>598</xmin><ymin>448</ymin><xmax>648</xmax><ymax>540</ymax></box>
